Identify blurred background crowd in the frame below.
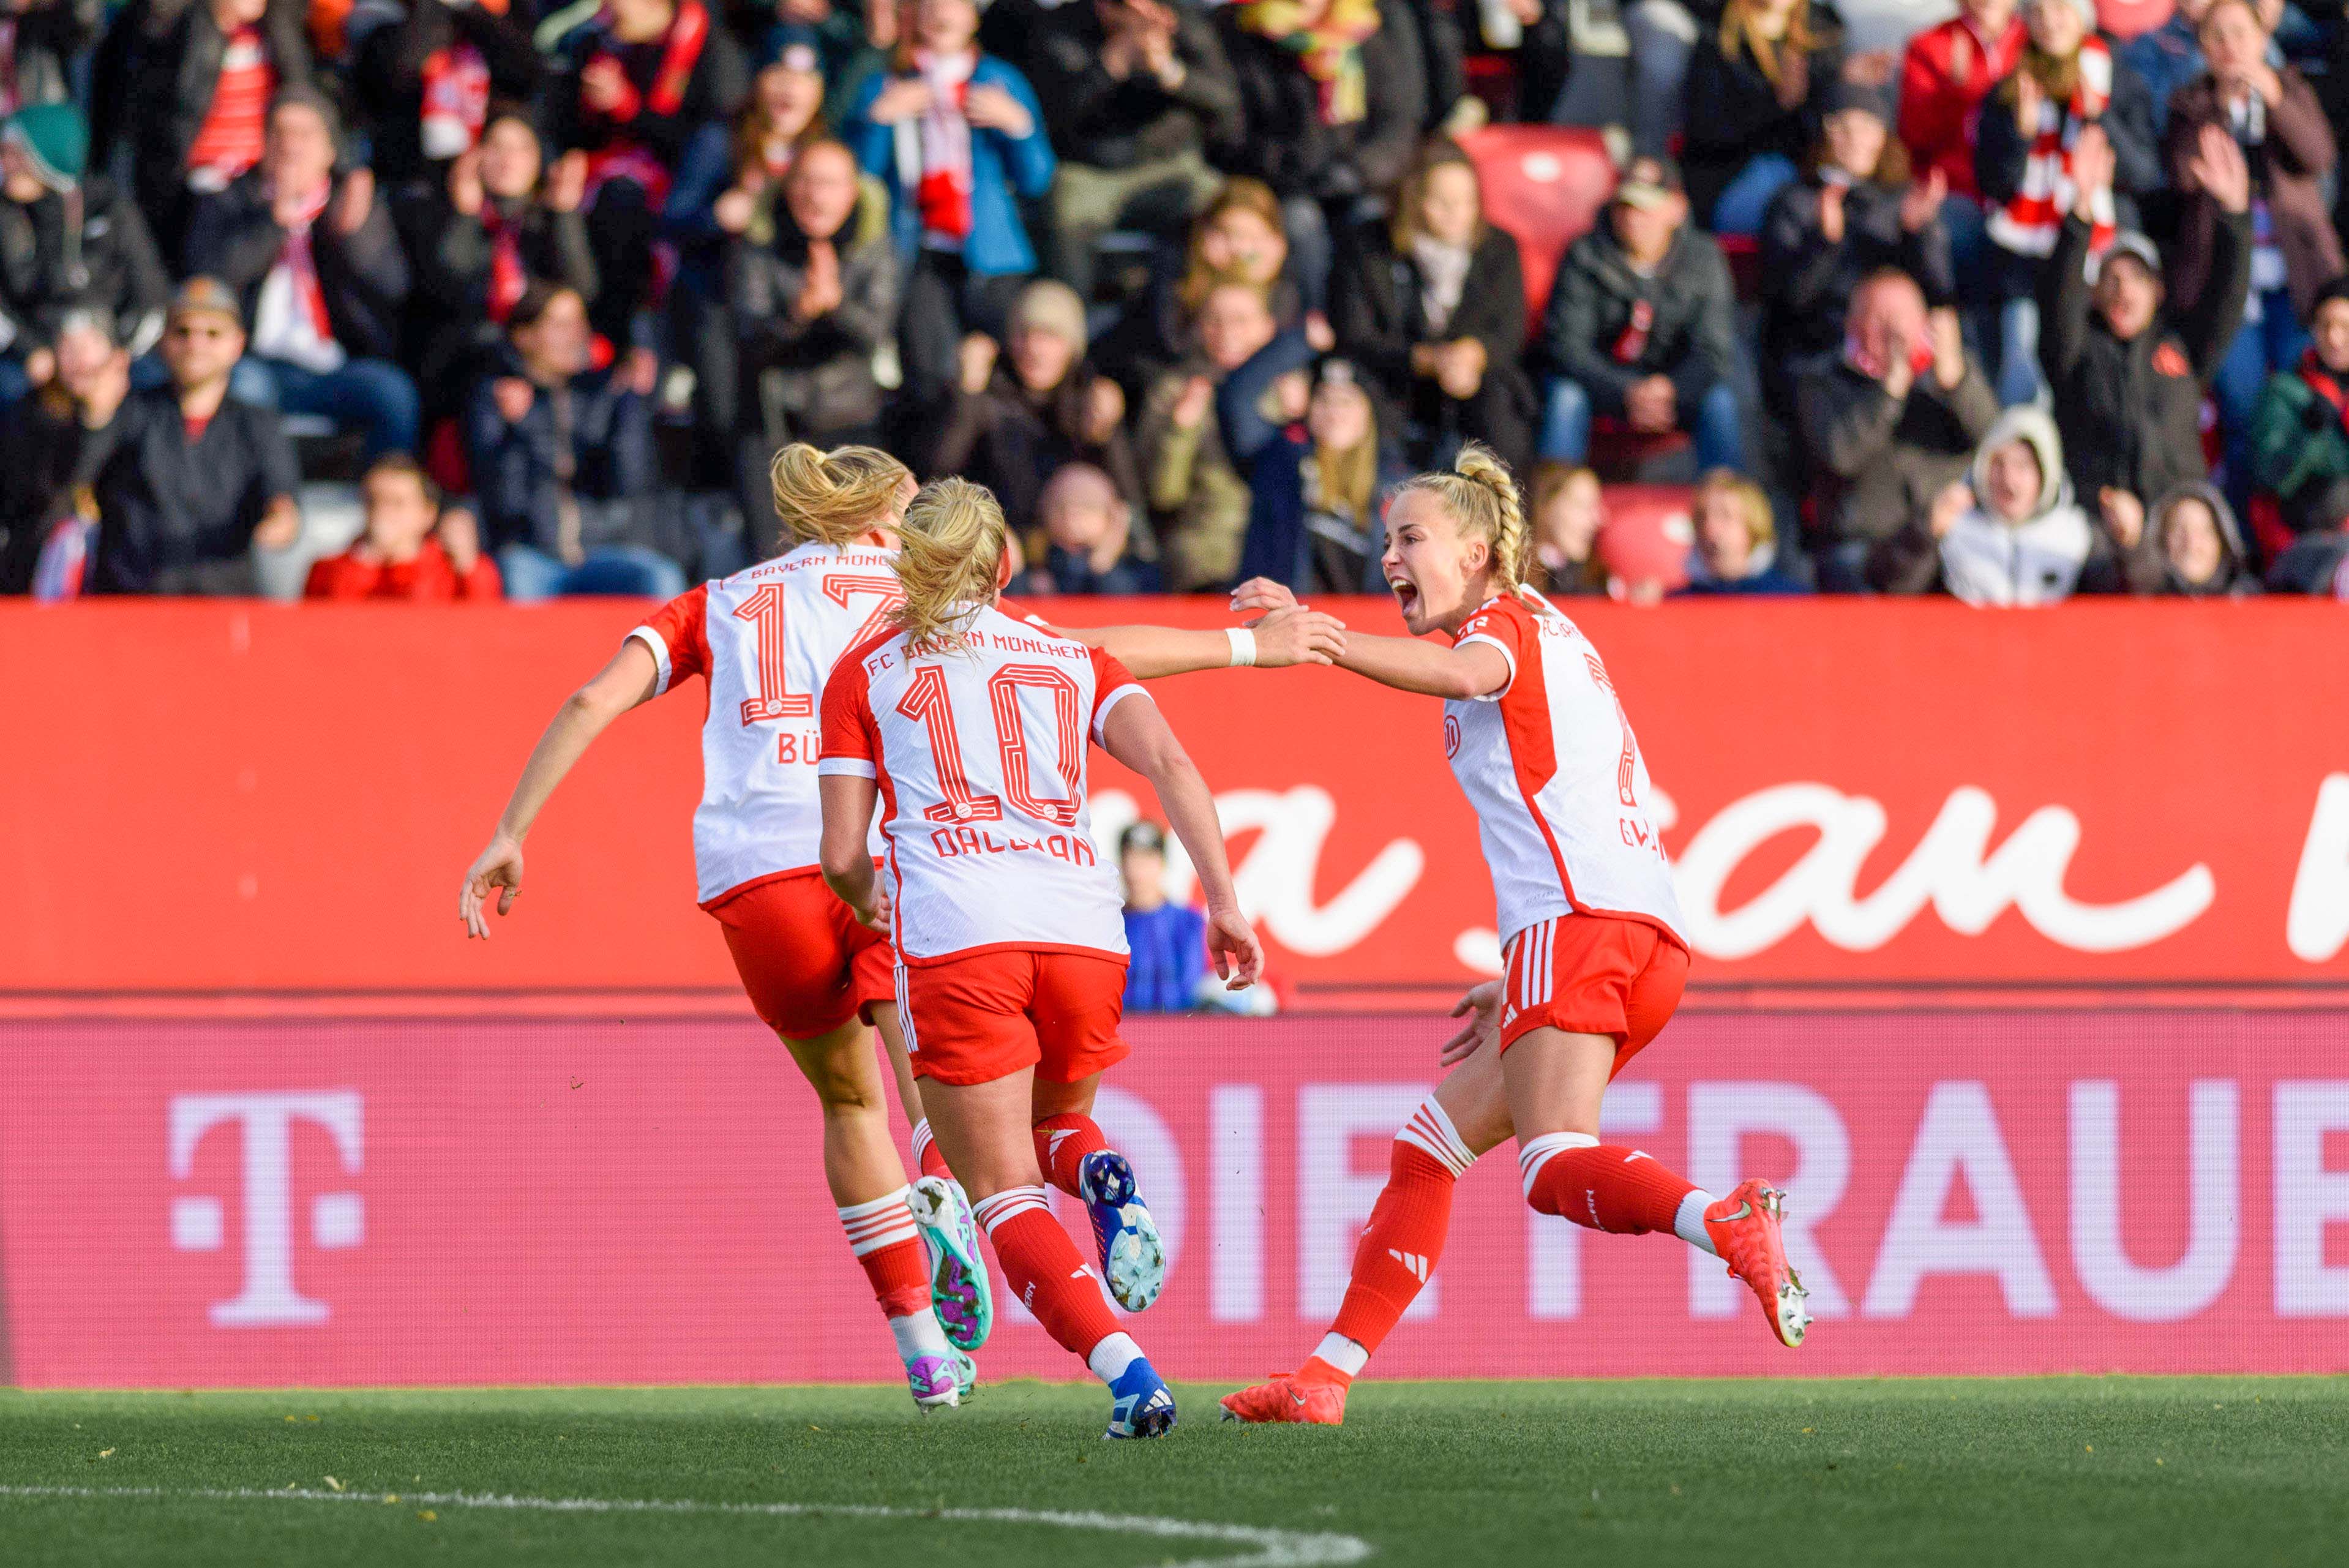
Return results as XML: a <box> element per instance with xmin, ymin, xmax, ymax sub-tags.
<box><xmin>5</xmin><ymin>0</ymin><xmax>2349</xmax><ymax>604</ymax></box>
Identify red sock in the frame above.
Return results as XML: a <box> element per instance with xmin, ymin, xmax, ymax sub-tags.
<box><xmin>1523</xmin><ymin>1140</ymin><xmax>1696</xmax><ymax>1234</ymax></box>
<box><xmin>1327</xmin><ymin>1141</ymin><xmax>1458</xmax><ymax>1364</ymax></box>
<box><xmin>910</xmin><ymin>1119</ymin><xmax>952</xmax><ymax>1181</ymax></box>
<box><xmin>1032</xmin><ymin>1112</ymin><xmax>1111</xmax><ymax>1198</ymax></box>
<box><xmin>970</xmin><ymin>1185</ymin><xmax>1121</xmax><ymax>1359</ymax></box>
<box><xmin>837</xmin><ymin>1188</ymin><xmax>931</xmax><ymax>1320</ymax></box>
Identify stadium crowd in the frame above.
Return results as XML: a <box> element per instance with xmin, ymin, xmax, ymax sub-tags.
<box><xmin>2</xmin><ymin>0</ymin><xmax>2349</xmax><ymax>601</ymax></box>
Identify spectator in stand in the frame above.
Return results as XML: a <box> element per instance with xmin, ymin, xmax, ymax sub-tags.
<box><xmin>1898</xmin><ymin>0</ymin><xmax>2026</xmax><ymax>279</ymax></box>
<box><xmin>412</xmin><ymin>111</ymin><xmax>596</xmax><ymax>421</ymax></box>
<box><xmin>1096</xmin><ymin>175</ymin><xmax>1317</xmax><ymax>400</ymax></box>
<box><xmin>0</xmin><ymin>103</ymin><xmax>172</xmax><ymax>408</ymax></box>
<box><xmin>2133</xmin><ymin>481</ymin><xmax>2259</xmax><ymax>594</ymax></box>
<box><xmin>1118</xmin><ymin>820</ymin><xmax>1204</xmax><ymax>1013</ymax></box>
<box><xmin>0</xmin><ymin>308</ymin><xmax>129</xmax><ymax>594</ymax></box>
<box><xmin>1758</xmin><ymin>80</ymin><xmax>1955</xmax><ymax>417</ymax></box>
<box><xmin>1678</xmin><ymin>468</ymin><xmax>1811</xmax><ymax>593</ymax></box>
<box><xmin>929</xmin><ymin>278</ymin><xmax>1142</xmax><ymax>540</ymax></box>
<box><xmin>1974</xmin><ymin>0</ymin><xmax>2161</xmax><ymax>406</ymax></box>
<box><xmin>665</xmin><ymin>32</ymin><xmax>828</xmax><ymax>465</ymax></box>
<box><xmin>0</xmin><ymin>0</ymin><xmax>96</xmax><ymax>115</ymax></box>
<box><xmin>843</xmin><ymin>0</ymin><xmax>1054</xmax><ymax>410</ymax></box>
<box><xmin>2263</xmin><ymin>511</ymin><xmax>2349</xmax><ymax>591</ymax></box>
<box><xmin>2121</xmin><ymin>0</ymin><xmax>2215</xmax><ymax>138</ymax></box>
<box><xmin>1680</xmin><ymin>0</ymin><xmax>1862</xmax><ymax>236</ymax></box>
<box><xmin>345</xmin><ymin>0</ymin><xmax>542</xmax><ymax>193</ymax></box>
<box><xmin>88</xmin><ymin>276</ymin><xmax>301</xmax><ymax>595</ymax></box>
<box><xmin>1216</xmin><ymin>0</ymin><xmax>1427</xmax><ymax>318</ymax></box>
<box><xmin>1621</xmin><ymin>2</ymin><xmax>1700</xmax><ymax>160</ymax></box>
<box><xmin>1535</xmin><ymin>154</ymin><xmax>1742</xmax><ymax>474</ymax></box>
<box><xmin>1330</xmin><ymin>136</ymin><xmax>1532</xmax><ymax>475</ymax></box>
<box><xmin>730</xmin><ymin>137</ymin><xmax>901</xmax><ymax>554</ymax></box>
<box><xmin>1027</xmin><ymin>0</ymin><xmax>1242</xmax><ymax>301</ymax></box>
<box><xmin>91</xmin><ymin>0</ymin><xmax>313</xmax><ymax>265</ymax></box>
<box><xmin>1797</xmin><ymin>268</ymin><xmax>1998</xmax><ymax>587</ymax></box>
<box><xmin>1137</xmin><ymin>279</ymin><xmax>1278</xmax><ymax>591</ymax></box>
<box><xmin>186</xmin><ymin>89</ymin><xmax>418</xmax><ymax>462</ymax></box>
<box><xmin>2252</xmin><ymin>277</ymin><xmax>2349</xmax><ymax>534</ymax></box>
<box><xmin>2043</xmin><ymin>123</ymin><xmax>2251</xmax><ymax>516</ymax></box>
<box><xmin>1018</xmin><ymin>462</ymin><xmax>1161</xmax><ymax>593</ymax></box>
<box><xmin>465</xmin><ymin>281</ymin><xmax>680</xmax><ymax>599</ymax></box>
<box><xmin>303</xmin><ymin>452</ymin><xmax>502</xmax><ymax>599</ymax></box>
<box><xmin>2165</xmin><ymin>0</ymin><xmax>2339</xmax><ymax>512</ymax></box>
<box><xmin>1448</xmin><ymin>0</ymin><xmax>1576</xmax><ymax>129</ymax></box>
<box><xmin>1529</xmin><ymin>460</ymin><xmax>1603</xmax><ymax>593</ymax></box>
<box><xmin>547</xmin><ymin>0</ymin><xmax>749</xmax><ymax>340</ymax></box>
<box><xmin>1867</xmin><ymin>403</ymin><xmax>2118</xmax><ymax>602</ymax></box>
<box><xmin>1223</xmin><ymin>350</ymin><xmax>1405</xmax><ymax>593</ymax></box>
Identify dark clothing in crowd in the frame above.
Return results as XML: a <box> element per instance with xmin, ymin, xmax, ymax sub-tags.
<box><xmin>1214</xmin><ymin>6</ymin><xmax>1427</xmax><ymax>202</ymax></box>
<box><xmin>2163</xmin><ymin>69</ymin><xmax>2340</xmax><ymax>323</ymax></box>
<box><xmin>0</xmin><ymin>388</ymin><xmax>108</xmax><ymax>591</ymax></box>
<box><xmin>1678</xmin><ymin>10</ymin><xmax>1846</xmax><ymax>224</ymax></box>
<box><xmin>1797</xmin><ymin>353</ymin><xmax>2000</xmax><ymax>550</ymax></box>
<box><xmin>465</xmin><ymin>366</ymin><xmax>658</xmax><ymax>560</ymax></box>
<box><xmin>0</xmin><ymin>175</ymin><xmax>173</xmax><ymax>352</ymax></box>
<box><xmin>2040</xmin><ymin>210</ymin><xmax>2251</xmax><ymax>508</ymax></box>
<box><xmin>1759</xmin><ymin>176</ymin><xmax>1955</xmax><ymax>412</ymax></box>
<box><xmin>1026</xmin><ymin>2</ymin><xmax>1244</xmax><ymax>169</ymax></box>
<box><xmin>185</xmin><ymin>168</ymin><xmax>413</xmax><ymax>363</ymax></box>
<box><xmin>1538</xmin><ymin>221</ymin><xmax>1738</xmax><ymax>424</ymax></box>
<box><xmin>929</xmin><ymin>368</ymin><xmax>1146</xmax><ymax>544</ymax></box>
<box><xmin>408</xmin><ymin>190</ymin><xmax>599</xmax><ymax>404</ymax></box>
<box><xmin>1332</xmin><ymin>218</ymin><xmax>1534</xmax><ymax>473</ymax></box>
<box><xmin>348</xmin><ymin>1</ymin><xmax>544</xmax><ymax>190</ymax></box>
<box><xmin>89</xmin><ymin>387</ymin><xmax>299</xmax><ymax>593</ymax></box>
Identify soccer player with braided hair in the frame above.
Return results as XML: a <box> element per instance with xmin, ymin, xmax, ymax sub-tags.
<box><xmin>1220</xmin><ymin>444</ymin><xmax>1809</xmax><ymax>1428</ymax></box>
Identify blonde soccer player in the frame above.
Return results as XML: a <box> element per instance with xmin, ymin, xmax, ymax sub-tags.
<box><xmin>1219</xmin><ymin>446</ymin><xmax>1808</xmax><ymax>1428</ymax></box>
<box><xmin>818</xmin><ymin>477</ymin><xmax>1263</xmax><ymax>1439</ymax></box>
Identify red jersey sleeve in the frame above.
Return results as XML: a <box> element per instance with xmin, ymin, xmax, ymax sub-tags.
<box><xmin>817</xmin><ymin>647</ymin><xmax>880</xmax><ymax>779</ymax></box>
<box><xmin>1453</xmin><ymin>596</ymin><xmax>1529</xmax><ymax>700</ymax></box>
<box><xmin>1087</xmin><ymin>645</ymin><xmax>1148</xmax><ymax>745</ymax></box>
<box><xmin>626</xmin><ymin>583</ymin><xmax>711</xmax><ymax>696</ymax></box>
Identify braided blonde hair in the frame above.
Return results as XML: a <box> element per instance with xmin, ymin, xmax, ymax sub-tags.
<box><xmin>1395</xmin><ymin>442</ymin><xmax>1539</xmax><ymax>599</ymax></box>
<box><xmin>892</xmin><ymin>476</ymin><xmax>1007</xmax><ymax>651</ymax></box>
<box><xmin>767</xmin><ymin>442</ymin><xmax>913</xmax><ymax>552</ymax></box>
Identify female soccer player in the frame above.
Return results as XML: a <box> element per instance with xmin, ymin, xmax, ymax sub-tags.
<box><xmin>819</xmin><ymin>477</ymin><xmax>1264</xmax><ymax>1439</ymax></box>
<box><xmin>1219</xmin><ymin>446</ymin><xmax>1808</xmax><ymax>1428</ymax></box>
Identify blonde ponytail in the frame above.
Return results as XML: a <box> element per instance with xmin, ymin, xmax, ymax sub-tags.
<box><xmin>893</xmin><ymin>476</ymin><xmax>1008</xmax><ymax>651</ymax></box>
<box><xmin>767</xmin><ymin>442</ymin><xmax>913</xmax><ymax>550</ymax></box>
<box><xmin>1396</xmin><ymin>441</ymin><xmax>1537</xmax><ymax>598</ymax></box>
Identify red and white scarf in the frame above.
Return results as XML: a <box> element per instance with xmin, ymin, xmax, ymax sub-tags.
<box><xmin>251</xmin><ymin>179</ymin><xmax>345</xmax><ymax>372</ymax></box>
<box><xmin>277</xmin><ymin>180</ymin><xmax>336</xmax><ymax>340</ymax></box>
<box><xmin>899</xmin><ymin>50</ymin><xmax>976</xmax><ymax>247</ymax></box>
<box><xmin>479</xmin><ymin>199</ymin><xmax>528</xmax><ymax>323</ymax></box>
<box><xmin>421</xmin><ymin>43</ymin><xmax>492</xmax><ymax>161</ymax></box>
<box><xmin>1987</xmin><ymin>39</ymin><xmax>2116</xmax><ymax>258</ymax></box>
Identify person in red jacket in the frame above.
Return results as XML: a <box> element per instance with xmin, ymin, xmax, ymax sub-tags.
<box><xmin>304</xmin><ymin>453</ymin><xmax>503</xmax><ymax>600</ymax></box>
<box><xmin>1899</xmin><ymin>0</ymin><xmax>2028</xmax><ymax>278</ymax></box>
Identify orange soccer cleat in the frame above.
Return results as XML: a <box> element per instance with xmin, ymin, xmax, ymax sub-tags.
<box><xmin>1704</xmin><ymin>1179</ymin><xmax>1812</xmax><ymax>1348</ymax></box>
<box><xmin>1219</xmin><ymin>1371</ymin><xmax>1349</xmax><ymax>1427</ymax></box>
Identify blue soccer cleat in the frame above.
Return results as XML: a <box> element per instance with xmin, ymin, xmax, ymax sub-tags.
<box><xmin>1104</xmin><ymin>1356</ymin><xmax>1177</xmax><ymax>1439</ymax></box>
<box><xmin>909</xmin><ymin>1175</ymin><xmax>994</xmax><ymax>1351</ymax></box>
<box><xmin>1077</xmin><ymin>1151</ymin><xmax>1166</xmax><ymax>1313</ymax></box>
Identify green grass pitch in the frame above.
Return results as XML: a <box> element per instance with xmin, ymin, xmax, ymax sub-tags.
<box><xmin>2</xmin><ymin>1379</ymin><xmax>2342</xmax><ymax>1567</ymax></box>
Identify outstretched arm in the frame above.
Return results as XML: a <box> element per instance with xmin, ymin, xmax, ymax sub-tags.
<box><xmin>459</xmin><ymin>639</ymin><xmax>661</xmax><ymax>938</ymax></box>
<box><xmin>1055</xmin><ymin>605</ymin><xmax>1347</xmax><ymax>679</ymax></box>
<box><xmin>1100</xmin><ymin>694</ymin><xmax>1264</xmax><ymax>989</ymax></box>
<box><xmin>1229</xmin><ymin>575</ymin><xmax>1508</xmax><ymax>698</ymax></box>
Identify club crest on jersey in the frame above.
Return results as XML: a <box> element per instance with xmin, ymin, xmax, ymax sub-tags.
<box><xmin>1444</xmin><ymin>713</ymin><xmax>1461</xmax><ymax>759</ymax></box>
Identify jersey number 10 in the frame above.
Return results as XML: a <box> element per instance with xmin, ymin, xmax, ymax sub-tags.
<box><xmin>896</xmin><ymin>663</ymin><xmax>1086</xmax><ymax>830</ymax></box>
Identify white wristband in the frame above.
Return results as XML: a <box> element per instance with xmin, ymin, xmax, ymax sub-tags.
<box><xmin>1226</xmin><ymin>627</ymin><xmax>1257</xmax><ymax>669</ymax></box>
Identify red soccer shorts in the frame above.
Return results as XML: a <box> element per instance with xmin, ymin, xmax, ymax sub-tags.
<box><xmin>898</xmin><ymin>949</ymin><xmax>1132</xmax><ymax>1086</ymax></box>
<box><xmin>707</xmin><ymin>869</ymin><xmax>894</xmax><ymax>1041</ymax></box>
<box><xmin>1497</xmin><ymin>912</ymin><xmax>1688</xmax><ymax>1073</ymax></box>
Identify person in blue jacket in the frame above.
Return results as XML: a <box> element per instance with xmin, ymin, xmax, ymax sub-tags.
<box><xmin>841</xmin><ymin>0</ymin><xmax>1054</xmax><ymax>411</ymax></box>
<box><xmin>1120</xmin><ymin>821</ymin><xmax>1205</xmax><ymax>1013</ymax></box>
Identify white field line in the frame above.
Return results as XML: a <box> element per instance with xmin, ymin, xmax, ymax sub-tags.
<box><xmin>0</xmin><ymin>1484</ymin><xmax>1374</xmax><ymax>1567</ymax></box>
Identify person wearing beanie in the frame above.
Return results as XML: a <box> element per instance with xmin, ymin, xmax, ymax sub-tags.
<box><xmin>2041</xmin><ymin>111</ymin><xmax>2252</xmax><ymax>515</ymax></box>
<box><xmin>2250</xmin><ymin>276</ymin><xmax>2349</xmax><ymax>538</ymax></box>
<box><xmin>928</xmin><ymin>276</ymin><xmax>1145</xmax><ymax>540</ymax></box>
<box><xmin>0</xmin><ymin>100</ymin><xmax>172</xmax><ymax>408</ymax></box>
<box><xmin>184</xmin><ymin>88</ymin><xmax>419</xmax><ymax>463</ymax></box>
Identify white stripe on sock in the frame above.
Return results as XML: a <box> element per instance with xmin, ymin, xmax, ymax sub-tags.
<box><xmin>1675</xmin><ymin>1188</ymin><xmax>1720</xmax><ymax>1255</ymax></box>
<box><xmin>1312</xmin><ymin>1332</ymin><xmax>1369</xmax><ymax>1378</ymax></box>
<box><xmin>1395</xmin><ymin>1095</ymin><xmax>1476</xmax><ymax>1179</ymax></box>
<box><xmin>971</xmin><ymin>1185</ymin><xmax>1050</xmax><ymax>1236</ymax></box>
<box><xmin>1516</xmin><ymin>1130</ymin><xmax>1600</xmax><ymax>1198</ymax></box>
<box><xmin>1086</xmin><ymin>1330</ymin><xmax>1143</xmax><ymax>1385</ymax></box>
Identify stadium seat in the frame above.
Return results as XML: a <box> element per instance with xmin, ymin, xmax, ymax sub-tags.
<box><xmin>2096</xmin><ymin>0</ymin><xmax>2174</xmax><ymax>42</ymax></box>
<box><xmin>1597</xmin><ymin>483</ymin><xmax>1696</xmax><ymax>593</ymax></box>
<box><xmin>1456</xmin><ymin>125</ymin><xmax>1617</xmax><ymax>339</ymax></box>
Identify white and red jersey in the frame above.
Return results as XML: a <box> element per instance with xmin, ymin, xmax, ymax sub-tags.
<box><xmin>1445</xmin><ymin>593</ymin><xmax>1685</xmax><ymax>950</ymax></box>
<box><xmin>818</xmin><ymin>604</ymin><xmax>1146</xmax><ymax>965</ymax></box>
<box><xmin>628</xmin><ymin>541</ymin><xmax>906</xmax><ymax>905</ymax></box>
